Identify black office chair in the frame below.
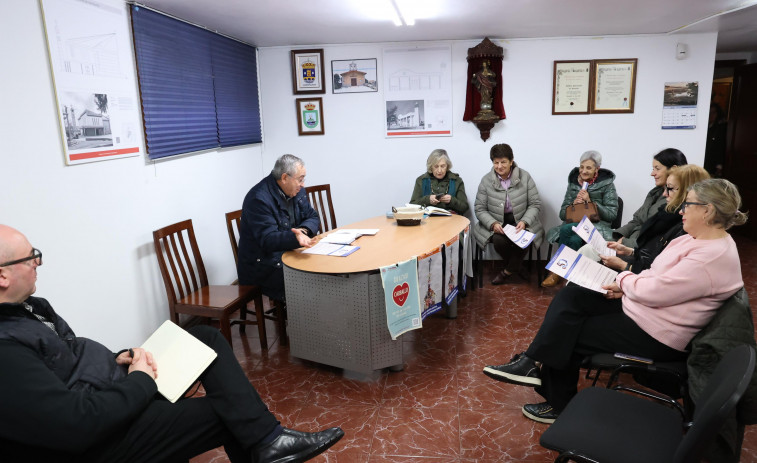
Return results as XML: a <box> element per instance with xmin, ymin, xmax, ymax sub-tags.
<box><xmin>546</xmin><ymin>196</ymin><xmax>623</xmax><ymax>261</ymax></box>
<box><xmin>540</xmin><ymin>344</ymin><xmax>755</xmax><ymax>463</ymax></box>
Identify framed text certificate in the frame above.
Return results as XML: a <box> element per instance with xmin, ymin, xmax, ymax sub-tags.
<box><xmin>552</xmin><ymin>60</ymin><xmax>592</xmax><ymax>115</ymax></box>
<box><xmin>592</xmin><ymin>59</ymin><xmax>638</xmax><ymax>113</ymax></box>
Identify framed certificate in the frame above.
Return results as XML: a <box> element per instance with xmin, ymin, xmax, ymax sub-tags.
<box><xmin>592</xmin><ymin>59</ymin><xmax>637</xmax><ymax>113</ymax></box>
<box><xmin>291</xmin><ymin>49</ymin><xmax>326</xmax><ymax>94</ymax></box>
<box><xmin>552</xmin><ymin>60</ymin><xmax>592</xmax><ymax>115</ymax></box>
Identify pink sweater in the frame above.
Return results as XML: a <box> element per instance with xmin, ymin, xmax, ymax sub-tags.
<box><xmin>617</xmin><ymin>234</ymin><xmax>743</xmax><ymax>351</ymax></box>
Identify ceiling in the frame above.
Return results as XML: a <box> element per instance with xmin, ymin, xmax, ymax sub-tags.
<box><xmin>136</xmin><ymin>0</ymin><xmax>757</xmax><ymax>54</ymax></box>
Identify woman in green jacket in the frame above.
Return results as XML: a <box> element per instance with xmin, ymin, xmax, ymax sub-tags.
<box><xmin>542</xmin><ymin>150</ymin><xmax>618</xmax><ymax>287</ymax></box>
<box><xmin>410</xmin><ymin>149</ymin><xmax>469</xmax><ymax>215</ymax></box>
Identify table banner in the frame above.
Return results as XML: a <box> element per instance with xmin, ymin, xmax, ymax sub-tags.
<box><xmin>380</xmin><ymin>257</ymin><xmax>422</xmax><ymax>340</ymax></box>
<box><xmin>444</xmin><ymin>236</ymin><xmax>460</xmax><ymax>304</ymax></box>
<box><xmin>462</xmin><ymin>225</ymin><xmax>472</xmax><ymax>289</ymax></box>
<box><xmin>418</xmin><ymin>246</ymin><xmax>443</xmax><ymax>319</ymax></box>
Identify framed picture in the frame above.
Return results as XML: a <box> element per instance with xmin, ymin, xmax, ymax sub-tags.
<box><xmin>592</xmin><ymin>58</ymin><xmax>638</xmax><ymax>113</ymax></box>
<box><xmin>331</xmin><ymin>58</ymin><xmax>378</xmax><ymax>94</ymax></box>
<box><xmin>291</xmin><ymin>49</ymin><xmax>326</xmax><ymax>94</ymax></box>
<box><xmin>552</xmin><ymin>60</ymin><xmax>592</xmax><ymax>115</ymax></box>
<box><xmin>295</xmin><ymin>97</ymin><xmax>324</xmax><ymax>135</ymax></box>
<box><xmin>711</xmin><ymin>82</ymin><xmax>733</xmax><ymax>120</ymax></box>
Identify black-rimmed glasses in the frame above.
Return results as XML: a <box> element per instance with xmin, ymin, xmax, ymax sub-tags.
<box><xmin>680</xmin><ymin>201</ymin><xmax>708</xmax><ymax>213</ymax></box>
<box><xmin>0</xmin><ymin>248</ymin><xmax>42</xmax><ymax>267</ymax></box>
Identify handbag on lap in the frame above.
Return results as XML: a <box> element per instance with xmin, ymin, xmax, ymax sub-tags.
<box><xmin>565</xmin><ymin>202</ymin><xmax>600</xmax><ymax>223</ymax></box>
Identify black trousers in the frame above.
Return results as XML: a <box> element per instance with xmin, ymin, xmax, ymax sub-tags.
<box><xmin>87</xmin><ymin>326</ymin><xmax>280</xmax><ymax>463</ymax></box>
<box><xmin>524</xmin><ymin>285</ymin><xmax>686</xmax><ymax>411</ymax></box>
<box><xmin>490</xmin><ymin>212</ymin><xmax>528</xmax><ymax>274</ymax></box>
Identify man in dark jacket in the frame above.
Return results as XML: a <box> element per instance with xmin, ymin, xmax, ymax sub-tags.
<box><xmin>0</xmin><ymin>224</ymin><xmax>343</xmax><ymax>462</ymax></box>
<box><xmin>238</xmin><ymin>154</ymin><xmax>320</xmax><ymax>301</ymax></box>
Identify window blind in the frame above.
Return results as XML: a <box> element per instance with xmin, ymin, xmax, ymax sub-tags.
<box><xmin>130</xmin><ymin>6</ymin><xmax>261</xmax><ymax>159</ymax></box>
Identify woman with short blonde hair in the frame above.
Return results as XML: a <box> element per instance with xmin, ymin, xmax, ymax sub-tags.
<box><xmin>410</xmin><ymin>149</ymin><xmax>469</xmax><ymax>215</ymax></box>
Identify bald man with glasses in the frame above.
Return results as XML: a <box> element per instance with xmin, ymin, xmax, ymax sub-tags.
<box><xmin>0</xmin><ymin>225</ymin><xmax>343</xmax><ymax>463</ymax></box>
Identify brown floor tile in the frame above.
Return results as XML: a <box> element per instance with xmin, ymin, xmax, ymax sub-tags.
<box><xmin>372</xmin><ymin>407</ymin><xmax>460</xmax><ymax>458</ymax></box>
<box><xmin>382</xmin><ymin>370</ymin><xmax>458</xmax><ymax>409</ymax></box>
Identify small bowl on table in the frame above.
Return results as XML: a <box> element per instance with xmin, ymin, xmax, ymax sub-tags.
<box><xmin>392</xmin><ymin>206</ymin><xmax>424</xmax><ymax>226</ymax></box>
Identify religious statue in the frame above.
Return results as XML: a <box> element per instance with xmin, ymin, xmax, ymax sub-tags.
<box><xmin>471</xmin><ymin>60</ymin><xmax>496</xmax><ymax>111</ymax></box>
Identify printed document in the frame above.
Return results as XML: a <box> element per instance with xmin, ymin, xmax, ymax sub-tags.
<box><xmin>504</xmin><ymin>224</ymin><xmax>536</xmax><ymax>249</ymax></box>
<box><xmin>571</xmin><ymin>216</ymin><xmax>616</xmax><ymax>257</ymax></box>
<box><xmin>319</xmin><ymin>229</ymin><xmax>379</xmax><ymax>245</ymax></box>
<box><xmin>302</xmin><ymin>241</ymin><xmax>360</xmax><ymax>256</ymax></box>
<box><xmin>140</xmin><ymin>320</ymin><xmax>217</xmax><ymax>403</ymax></box>
<box><xmin>546</xmin><ymin>245</ymin><xmax>618</xmax><ymax>293</ymax></box>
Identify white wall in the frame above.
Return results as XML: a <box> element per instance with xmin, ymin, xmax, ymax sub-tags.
<box><xmin>1</xmin><ymin>0</ymin><xmax>717</xmax><ymax>346</ymax></box>
<box><xmin>1</xmin><ymin>0</ymin><xmax>267</xmax><ymax>347</ymax></box>
<box><xmin>258</xmin><ymin>33</ymin><xmax>717</xmax><ymax>243</ymax></box>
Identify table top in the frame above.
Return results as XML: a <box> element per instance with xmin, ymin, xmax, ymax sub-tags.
<box><xmin>282</xmin><ymin>214</ymin><xmax>470</xmax><ymax>274</ymax></box>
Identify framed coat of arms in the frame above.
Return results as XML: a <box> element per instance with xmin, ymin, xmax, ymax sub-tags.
<box><xmin>295</xmin><ymin>97</ymin><xmax>324</xmax><ymax>135</ymax></box>
<box><xmin>291</xmin><ymin>49</ymin><xmax>326</xmax><ymax>94</ymax></box>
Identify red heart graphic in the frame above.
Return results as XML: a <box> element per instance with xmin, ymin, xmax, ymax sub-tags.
<box><xmin>392</xmin><ymin>282</ymin><xmax>409</xmax><ymax>306</ymax></box>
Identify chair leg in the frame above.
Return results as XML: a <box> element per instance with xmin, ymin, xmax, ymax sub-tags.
<box><xmin>253</xmin><ymin>293</ymin><xmax>268</xmax><ymax>351</ymax></box>
<box><xmin>219</xmin><ymin>315</ymin><xmax>233</xmax><ymax>347</ymax></box>
<box><xmin>239</xmin><ymin>299</ymin><xmax>247</xmax><ymax>334</ymax></box>
<box><xmin>274</xmin><ymin>300</ymin><xmax>288</xmax><ymax>346</ymax></box>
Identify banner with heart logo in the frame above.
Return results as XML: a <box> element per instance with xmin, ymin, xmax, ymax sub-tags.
<box><xmin>417</xmin><ymin>246</ymin><xmax>443</xmax><ymax>319</ymax></box>
<box><xmin>380</xmin><ymin>257</ymin><xmax>422</xmax><ymax>340</ymax></box>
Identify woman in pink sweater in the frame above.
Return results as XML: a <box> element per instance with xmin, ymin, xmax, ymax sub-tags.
<box><xmin>482</xmin><ymin>178</ymin><xmax>748</xmax><ymax>424</ymax></box>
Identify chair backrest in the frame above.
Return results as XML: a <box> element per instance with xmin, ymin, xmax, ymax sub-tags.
<box><xmin>611</xmin><ymin>196</ymin><xmax>624</xmax><ymax>229</ymax></box>
<box><xmin>305</xmin><ymin>184</ymin><xmax>337</xmax><ymax>233</ymax></box>
<box><xmin>152</xmin><ymin>219</ymin><xmax>209</xmax><ymax>310</ymax></box>
<box><xmin>673</xmin><ymin>344</ymin><xmax>755</xmax><ymax>462</ymax></box>
<box><xmin>225</xmin><ymin>209</ymin><xmax>242</xmax><ymax>266</ymax></box>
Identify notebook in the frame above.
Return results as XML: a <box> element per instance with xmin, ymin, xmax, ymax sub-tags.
<box><xmin>140</xmin><ymin>320</ymin><xmax>218</xmax><ymax>403</ymax></box>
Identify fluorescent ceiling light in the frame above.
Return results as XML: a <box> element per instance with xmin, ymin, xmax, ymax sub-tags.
<box><xmin>391</xmin><ymin>0</ymin><xmax>414</xmax><ymax>26</ymax></box>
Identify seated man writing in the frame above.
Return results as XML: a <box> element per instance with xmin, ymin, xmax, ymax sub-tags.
<box><xmin>0</xmin><ymin>224</ymin><xmax>343</xmax><ymax>463</ymax></box>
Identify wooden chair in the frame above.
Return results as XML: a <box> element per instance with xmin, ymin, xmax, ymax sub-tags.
<box><xmin>305</xmin><ymin>184</ymin><xmax>337</xmax><ymax>233</ymax></box>
<box><xmin>153</xmin><ymin>219</ymin><xmax>266</xmax><ymax>348</ymax></box>
<box><xmin>225</xmin><ymin>210</ymin><xmax>288</xmax><ymax>346</ymax></box>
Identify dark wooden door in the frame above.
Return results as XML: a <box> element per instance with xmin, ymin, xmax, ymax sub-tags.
<box><xmin>726</xmin><ymin>63</ymin><xmax>757</xmax><ymax>240</ymax></box>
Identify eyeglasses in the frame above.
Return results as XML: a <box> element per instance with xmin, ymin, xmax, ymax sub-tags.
<box><xmin>0</xmin><ymin>248</ymin><xmax>42</xmax><ymax>267</ymax></box>
<box><xmin>664</xmin><ymin>185</ymin><xmax>679</xmax><ymax>194</ymax></box>
<box><xmin>680</xmin><ymin>201</ymin><xmax>708</xmax><ymax>213</ymax></box>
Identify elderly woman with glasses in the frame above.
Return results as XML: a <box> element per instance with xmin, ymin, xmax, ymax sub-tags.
<box><xmin>599</xmin><ymin>164</ymin><xmax>709</xmax><ymax>274</ymax></box>
<box><xmin>612</xmin><ymin>148</ymin><xmax>688</xmax><ymax>248</ymax></box>
<box><xmin>410</xmin><ymin>149</ymin><xmax>469</xmax><ymax>215</ymax></box>
<box><xmin>542</xmin><ymin>150</ymin><xmax>618</xmax><ymax>287</ymax></box>
<box><xmin>482</xmin><ymin>178</ymin><xmax>747</xmax><ymax>425</ymax></box>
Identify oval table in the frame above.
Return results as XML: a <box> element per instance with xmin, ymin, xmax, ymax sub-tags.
<box><xmin>282</xmin><ymin>214</ymin><xmax>470</xmax><ymax>374</ymax></box>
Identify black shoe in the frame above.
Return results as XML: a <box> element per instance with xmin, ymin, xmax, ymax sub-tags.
<box><xmin>491</xmin><ymin>270</ymin><xmax>511</xmax><ymax>285</ymax></box>
<box><xmin>251</xmin><ymin>427</ymin><xmax>344</xmax><ymax>463</ymax></box>
<box><xmin>522</xmin><ymin>402</ymin><xmax>559</xmax><ymax>424</ymax></box>
<box><xmin>483</xmin><ymin>353</ymin><xmax>541</xmax><ymax>386</ymax></box>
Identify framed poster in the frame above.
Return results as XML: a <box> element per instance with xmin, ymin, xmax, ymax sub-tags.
<box><xmin>592</xmin><ymin>58</ymin><xmax>638</xmax><ymax>113</ymax></box>
<box><xmin>295</xmin><ymin>97</ymin><xmax>324</xmax><ymax>135</ymax></box>
<box><xmin>711</xmin><ymin>82</ymin><xmax>733</xmax><ymax>120</ymax></box>
<box><xmin>291</xmin><ymin>49</ymin><xmax>326</xmax><ymax>94</ymax></box>
<box><xmin>552</xmin><ymin>60</ymin><xmax>592</xmax><ymax>115</ymax></box>
<box><xmin>331</xmin><ymin>58</ymin><xmax>378</xmax><ymax>94</ymax></box>
<box><xmin>40</xmin><ymin>0</ymin><xmax>142</xmax><ymax>165</ymax></box>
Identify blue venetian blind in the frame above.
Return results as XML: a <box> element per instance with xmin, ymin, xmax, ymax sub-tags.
<box><xmin>130</xmin><ymin>6</ymin><xmax>261</xmax><ymax>159</ymax></box>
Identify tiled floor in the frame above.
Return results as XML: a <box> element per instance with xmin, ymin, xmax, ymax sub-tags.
<box><xmin>192</xmin><ymin>234</ymin><xmax>757</xmax><ymax>463</ymax></box>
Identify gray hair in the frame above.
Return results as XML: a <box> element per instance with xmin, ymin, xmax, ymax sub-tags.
<box><xmin>689</xmin><ymin>178</ymin><xmax>749</xmax><ymax>230</ymax></box>
<box><xmin>272</xmin><ymin>154</ymin><xmax>304</xmax><ymax>179</ymax></box>
<box><xmin>426</xmin><ymin>149</ymin><xmax>452</xmax><ymax>173</ymax></box>
<box><xmin>579</xmin><ymin>150</ymin><xmax>602</xmax><ymax>168</ymax></box>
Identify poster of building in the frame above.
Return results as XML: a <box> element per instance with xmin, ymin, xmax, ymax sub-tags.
<box><xmin>383</xmin><ymin>45</ymin><xmax>452</xmax><ymax>137</ymax></box>
<box><xmin>41</xmin><ymin>0</ymin><xmax>141</xmax><ymax>165</ymax></box>
<box><xmin>417</xmin><ymin>246</ymin><xmax>443</xmax><ymax>319</ymax></box>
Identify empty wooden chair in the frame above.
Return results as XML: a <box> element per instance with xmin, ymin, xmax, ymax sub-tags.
<box><xmin>153</xmin><ymin>219</ymin><xmax>265</xmax><ymax>348</ymax></box>
<box><xmin>305</xmin><ymin>184</ymin><xmax>337</xmax><ymax>233</ymax></box>
<box><xmin>225</xmin><ymin>210</ymin><xmax>288</xmax><ymax>346</ymax></box>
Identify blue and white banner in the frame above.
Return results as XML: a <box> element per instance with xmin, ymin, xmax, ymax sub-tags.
<box><xmin>380</xmin><ymin>257</ymin><xmax>422</xmax><ymax>340</ymax></box>
<box><xmin>444</xmin><ymin>236</ymin><xmax>460</xmax><ymax>305</ymax></box>
<box><xmin>418</xmin><ymin>246</ymin><xmax>443</xmax><ymax>319</ymax></box>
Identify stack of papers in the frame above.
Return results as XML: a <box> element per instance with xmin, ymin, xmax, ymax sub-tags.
<box><xmin>405</xmin><ymin>204</ymin><xmax>452</xmax><ymax>216</ymax></box>
<box><xmin>319</xmin><ymin>229</ymin><xmax>379</xmax><ymax>245</ymax></box>
<box><xmin>302</xmin><ymin>242</ymin><xmax>360</xmax><ymax>256</ymax></box>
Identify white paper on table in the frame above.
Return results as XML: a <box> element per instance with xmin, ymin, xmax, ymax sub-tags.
<box><xmin>571</xmin><ymin>216</ymin><xmax>616</xmax><ymax>257</ymax></box>
<box><xmin>320</xmin><ymin>231</ymin><xmax>360</xmax><ymax>244</ymax></box>
<box><xmin>302</xmin><ymin>241</ymin><xmax>359</xmax><ymax>256</ymax></box>
<box><xmin>340</xmin><ymin>228</ymin><xmax>379</xmax><ymax>236</ymax></box>
<box><xmin>503</xmin><ymin>224</ymin><xmax>536</xmax><ymax>249</ymax></box>
<box><xmin>545</xmin><ymin>244</ymin><xmax>618</xmax><ymax>293</ymax></box>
